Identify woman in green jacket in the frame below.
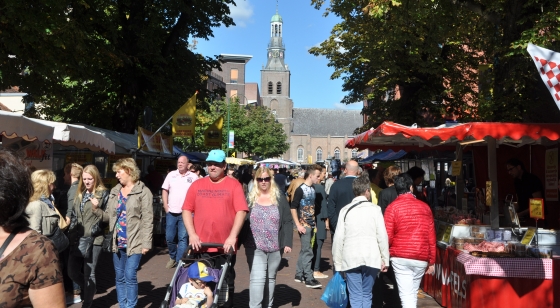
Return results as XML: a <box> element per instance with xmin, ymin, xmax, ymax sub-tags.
<box><xmin>95</xmin><ymin>158</ymin><xmax>153</xmax><ymax>308</ymax></box>
<box><xmin>67</xmin><ymin>165</ymin><xmax>109</xmax><ymax>308</ymax></box>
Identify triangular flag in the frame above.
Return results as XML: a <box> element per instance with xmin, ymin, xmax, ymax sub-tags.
<box><xmin>204</xmin><ymin>116</ymin><xmax>224</xmax><ymax>147</ymax></box>
<box><xmin>527</xmin><ymin>43</ymin><xmax>560</xmax><ymax>108</ymax></box>
<box><xmin>172</xmin><ymin>92</ymin><xmax>197</xmax><ymax>138</ymax></box>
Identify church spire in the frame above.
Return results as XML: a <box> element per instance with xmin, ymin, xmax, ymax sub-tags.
<box><xmin>265</xmin><ymin>8</ymin><xmax>286</xmax><ymax>71</ymax></box>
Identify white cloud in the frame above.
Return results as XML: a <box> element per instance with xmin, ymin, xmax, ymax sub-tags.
<box><xmin>229</xmin><ymin>0</ymin><xmax>254</xmax><ymax>28</ymax></box>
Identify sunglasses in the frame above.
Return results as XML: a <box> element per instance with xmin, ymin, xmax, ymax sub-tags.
<box><xmin>257</xmin><ymin>177</ymin><xmax>272</xmax><ymax>182</ymax></box>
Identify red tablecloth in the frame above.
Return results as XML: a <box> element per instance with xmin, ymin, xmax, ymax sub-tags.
<box><xmin>422</xmin><ymin>245</ymin><xmax>559</xmax><ymax>307</ymax></box>
<box><xmin>456</xmin><ymin>252</ymin><xmax>552</xmax><ymax>279</ymax></box>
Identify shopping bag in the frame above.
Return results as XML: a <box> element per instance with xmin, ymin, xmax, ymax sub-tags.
<box><xmin>320</xmin><ymin>272</ymin><xmax>348</xmax><ymax>308</ymax></box>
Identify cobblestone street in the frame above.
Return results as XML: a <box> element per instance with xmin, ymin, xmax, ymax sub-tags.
<box><xmin>70</xmin><ymin>232</ymin><xmax>442</xmax><ymax>307</ymax></box>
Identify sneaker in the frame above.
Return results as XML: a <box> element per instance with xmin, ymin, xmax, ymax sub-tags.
<box><xmin>305</xmin><ymin>279</ymin><xmax>322</xmax><ymax>288</ymax></box>
<box><xmin>294</xmin><ymin>275</ymin><xmax>304</xmax><ymax>283</ymax></box>
<box><xmin>65</xmin><ymin>294</ymin><xmax>82</xmax><ymax>305</ymax></box>
<box><xmin>313</xmin><ymin>271</ymin><xmax>329</xmax><ymax>279</ymax></box>
<box><xmin>165</xmin><ymin>258</ymin><xmax>177</xmax><ymax>269</ymax></box>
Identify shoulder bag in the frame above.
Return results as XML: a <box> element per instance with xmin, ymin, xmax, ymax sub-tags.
<box><xmin>0</xmin><ymin>228</ymin><xmax>20</xmax><ymax>260</ymax></box>
<box><xmin>48</xmin><ymin>226</ymin><xmax>70</xmax><ymax>253</ymax></box>
<box><xmin>102</xmin><ymin>221</ymin><xmax>117</xmax><ymax>253</ymax></box>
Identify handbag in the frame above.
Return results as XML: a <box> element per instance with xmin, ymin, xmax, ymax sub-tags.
<box><xmin>47</xmin><ymin>226</ymin><xmax>69</xmax><ymax>253</ymax></box>
<box><xmin>102</xmin><ymin>223</ymin><xmax>116</xmax><ymax>253</ymax></box>
<box><xmin>53</xmin><ymin>206</ymin><xmax>68</xmax><ymax>230</ymax></box>
<box><xmin>77</xmin><ymin>236</ymin><xmax>94</xmax><ymax>259</ymax></box>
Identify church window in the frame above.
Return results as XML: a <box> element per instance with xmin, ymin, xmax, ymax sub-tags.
<box><xmin>352</xmin><ymin>149</ymin><xmax>358</xmax><ymax>158</ymax></box>
<box><xmin>297</xmin><ymin>147</ymin><xmax>304</xmax><ymax>162</ymax></box>
<box><xmin>268</xmin><ymin>82</ymin><xmax>273</xmax><ymax>94</ymax></box>
<box><xmin>272</xmin><ymin>109</ymin><xmax>277</xmax><ymax>116</ymax></box>
<box><xmin>316</xmin><ymin>148</ymin><xmax>323</xmax><ymax>162</ymax></box>
<box><xmin>276</xmin><ymin>82</ymin><xmax>282</xmax><ymax>94</ymax></box>
<box><xmin>230</xmin><ymin>69</ymin><xmax>238</xmax><ymax>84</ymax></box>
<box><xmin>334</xmin><ymin>148</ymin><xmax>340</xmax><ymax>160</ymax></box>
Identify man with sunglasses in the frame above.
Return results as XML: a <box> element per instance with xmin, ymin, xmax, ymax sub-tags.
<box><xmin>182</xmin><ymin>149</ymin><xmax>249</xmax><ymax>308</ymax></box>
<box><xmin>291</xmin><ymin>164</ymin><xmax>323</xmax><ymax>288</ymax></box>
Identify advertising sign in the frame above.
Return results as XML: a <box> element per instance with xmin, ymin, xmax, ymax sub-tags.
<box><xmin>2</xmin><ymin>138</ymin><xmax>53</xmax><ymax>170</ymax></box>
<box><xmin>544</xmin><ymin>148</ymin><xmax>558</xmax><ymax>201</ymax></box>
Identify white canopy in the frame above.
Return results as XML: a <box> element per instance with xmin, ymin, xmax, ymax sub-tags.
<box><xmin>0</xmin><ymin>111</ymin><xmax>54</xmax><ymax>142</ymax></box>
<box><xmin>257</xmin><ymin>158</ymin><xmax>298</xmax><ymax>166</ymax></box>
<box><xmin>31</xmin><ymin>119</ymin><xmax>116</xmax><ymax>154</ymax></box>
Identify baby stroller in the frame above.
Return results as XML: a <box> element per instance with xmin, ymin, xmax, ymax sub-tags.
<box><xmin>160</xmin><ymin>243</ymin><xmax>233</xmax><ymax>308</ymax></box>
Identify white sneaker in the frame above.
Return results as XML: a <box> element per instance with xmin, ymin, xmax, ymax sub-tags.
<box><xmin>66</xmin><ymin>294</ymin><xmax>82</xmax><ymax>305</ymax></box>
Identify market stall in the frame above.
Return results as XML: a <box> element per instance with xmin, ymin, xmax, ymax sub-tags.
<box><xmin>347</xmin><ymin>121</ymin><xmax>560</xmax><ymax>307</ymax></box>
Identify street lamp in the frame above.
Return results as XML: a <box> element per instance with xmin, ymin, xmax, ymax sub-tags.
<box><xmin>227</xmin><ymin>93</ymin><xmax>248</xmax><ymax>156</ymax></box>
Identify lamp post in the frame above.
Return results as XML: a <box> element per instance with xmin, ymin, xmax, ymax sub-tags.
<box><xmin>226</xmin><ymin>94</ymin><xmax>248</xmax><ymax>156</ymax></box>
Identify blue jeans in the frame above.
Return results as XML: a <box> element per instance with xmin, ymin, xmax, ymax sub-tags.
<box><xmin>345</xmin><ymin>266</ymin><xmax>380</xmax><ymax>308</ymax></box>
<box><xmin>166</xmin><ymin>212</ymin><xmax>188</xmax><ymax>262</ymax></box>
<box><xmin>113</xmin><ymin>249</ymin><xmax>142</xmax><ymax>308</ymax></box>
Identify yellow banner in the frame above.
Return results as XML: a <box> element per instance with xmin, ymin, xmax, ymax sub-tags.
<box><xmin>204</xmin><ymin>116</ymin><xmax>224</xmax><ymax>147</ymax></box>
<box><xmin>529</xmin><ymin>198</ymin><xmax>545</xmax><ymax>220</ymax></box>
<box><xmin>172</xmin><ymin>93</ymin><xmax>197</xmax><ymax>138</ymax></box>
<box><xmin>138</xmin><ymin>126</ymin><xmax>173</xmax><ymax>154</ymax></box>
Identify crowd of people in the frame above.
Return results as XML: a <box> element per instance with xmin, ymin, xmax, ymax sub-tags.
<box><xmin>0</xmin><ymin>147</ymin><xmax>438</xmax><ymax>308</ymax></box>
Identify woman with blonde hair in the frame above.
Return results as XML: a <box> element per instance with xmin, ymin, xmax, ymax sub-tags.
<box><xmin>95</xmin><ymin>158</ymin><xmax>153</xmax><ymax>308</ymax></box>
<box><xmin>26</xmin><ymin>170</ymin><xmax>59</xmax><ymax>235</ymax></box>
<box><xmin>67</xmin><ymin>165</ymin><xmax>109</xmax><ymax>308</ymax></box>
<box><xmin>243</xmin><ymin>167</ymin><xmax>293</xmax><ymax>308</ymax></box>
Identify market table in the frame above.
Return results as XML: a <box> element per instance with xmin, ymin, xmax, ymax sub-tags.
<box><xmin>422</xmin><ymin>245</ymin><xmax>558</xmax><ymax>307</ymax></box>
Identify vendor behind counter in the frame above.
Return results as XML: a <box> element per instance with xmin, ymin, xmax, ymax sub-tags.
<box><xmin>506</xmin><ymin>158</ymin><xmax>544</xmax><ymax>226</ymax></box>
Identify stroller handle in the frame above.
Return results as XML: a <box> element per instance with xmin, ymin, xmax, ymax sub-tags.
<box><xmin>187</xmin><ymin>242</ymin><xmax>234</xmax><ymax>255</ymax></box>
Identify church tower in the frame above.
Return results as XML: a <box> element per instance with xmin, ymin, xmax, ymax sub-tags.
<box><xmin>261</xmin><ymin>10</ymin><xmax>293</xmax><ymax>145</ymax></box>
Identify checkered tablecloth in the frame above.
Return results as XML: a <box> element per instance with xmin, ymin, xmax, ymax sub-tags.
<box><xmin>457</xmin><ymin>252</ymin><xmax>552</xmax><ymax>280</ymax></box>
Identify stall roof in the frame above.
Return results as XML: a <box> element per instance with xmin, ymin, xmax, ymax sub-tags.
<box><xmin>360</xmin><ymin>150</ymin><xmax>408</xmax><ymax>163</ymax></box>
<box><xmin>32</xmin><ymin>119</ymin><xmax>115</xmax><ymax>154</ymax></box>
<box><xmin>0</xmin><ymin>111</ymin><xmax>54</xmax><ymax>142</ymax></box>
<box><xmin>347</xmin><ymin>122</ymin><xmax>560</xmax><ymax>150</ymax></box>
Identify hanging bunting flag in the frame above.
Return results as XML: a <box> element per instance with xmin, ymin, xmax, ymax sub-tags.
<box><xmin>527</xmin><ymin>43</ymin><xmax>560</xmax><ymax>108</ymax></box>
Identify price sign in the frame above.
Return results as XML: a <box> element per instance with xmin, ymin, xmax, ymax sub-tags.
<box><xmin>436</xmin><ymin>223</ymin><xmax>447</xmax><ymax>242</ymax></box>
<box><xmin>451</xmin><ymin>161</ymin><xmax>462</xmax><ymax>176</ymax></box>
<box><xmin>521</xmin><ymin>227</ymin><xmax>537</xmax><ymax>245</ymax></box>
<box><xmin>485</xmin><ymin>181</ymin><xmax>492</xmax><ymax>206</ymax></box>
<box><xmin>529</xmin><ymin>198</ymin><xmax>545</xmax><ymax>219</ymax></box>
<box><xmin>442</xmin><ymin>225</ymin><xmax>453</xmax><ymax>243</ymax></box>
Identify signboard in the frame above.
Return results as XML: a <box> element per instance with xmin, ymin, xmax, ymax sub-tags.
<box><xmin>544</xmin><ymin>148</ymin><xmax>558</xmax><ymax>201</ymax></box>
<box><xmin>204</xmin><ymin>116</ymin><xmax>223</xmax><ymax>148</ymax></box>
<box><xmin>65</xmin><ymin>153</ymin><xmax>93</xmax><ymax>165</ymax></box>
<box><xmin>521</xmin><ymin>227</ymin><xmax>537</xmax><ymax>245</ymax></box>
<box><xmin>2</xmin><ymin>138</ymin><xmax>53</xmax><ymax>170</ymax></box>
<box><xmin>529</xmin><ymin>198</ymin><xmax>545</xmax><ymax>220</ymax></box>
<box><xmin>451</xmin><ymin>160</ymin><xmax>462</xmax><ymax>176</ymax></box>
<box><xmin>138</xmin><ymin>126</ymin><xmax>173</xmax><ymax>154</ymax></box>
<box><xmin>228</xmin><ymin>130</ymin><xmax>235</xmax><ymax>149</ymax></box>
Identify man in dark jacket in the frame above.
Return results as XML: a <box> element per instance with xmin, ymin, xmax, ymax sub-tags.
<box><xmin>312</xmin><ymin>166</ymin><xmax>329</xmax><ymax>279</ymax></box>
<box><xmin>327</xmin><ymin>160</ymin><xmax>359</xmax><ymax>234</ymax></box>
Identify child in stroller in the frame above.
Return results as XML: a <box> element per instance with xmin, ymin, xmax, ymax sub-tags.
<box><xmin>173</xmin><ymin>262</ymin><xmax>214</xmax><ymax>308</ymax></box>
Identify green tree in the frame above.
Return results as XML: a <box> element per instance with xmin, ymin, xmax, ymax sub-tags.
<box><xmin>310</xmin><ymin>0</ymin><xmax>560</xmax><ymax>131</ymax></box>
<box><xmin>177</xmin><ymin>99</ymin><xmax>289</xmax><ymax>158</ymax></box>
<box><xmin>0</xmin><ymin>0</ymin><xmax>234</xmax><ymax>133</ymax></box>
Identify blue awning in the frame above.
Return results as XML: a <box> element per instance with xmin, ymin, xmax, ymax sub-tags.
<box><xmin>172</xmin><ymin>146</ymin><xmax>207</xmax><ymax>163</ymax></box>
<box><xmin>361</xmin><ymin>150</ymin><xmax>407</xmax><ymax>163</ymax></box>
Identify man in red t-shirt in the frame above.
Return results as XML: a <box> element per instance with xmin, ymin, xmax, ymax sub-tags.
<box><xmin>182</xmin><ymin>149</ymin><xmax>248</xmax><ymax>308</ymax></box>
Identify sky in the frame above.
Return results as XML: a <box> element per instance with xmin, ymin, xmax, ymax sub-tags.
<box><xmin>195</xmin><ymin>0</ymin><xmax>363</xmax><ymax>110</ymax></box>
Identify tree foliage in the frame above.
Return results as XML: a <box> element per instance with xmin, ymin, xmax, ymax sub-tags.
<box><xmin>0</xmin><ymin>0</ymin><xmax>234</xmax><ymax>133</ymax></box>
<box><xmin>310</xmin><ymin>0</ymin><xmax>560</xmax><ymax>132</ymax></box>
<box><xmin>177</xmin><ymin>99</ymin><xmax>289</xmax><ymax>158</ymax></box>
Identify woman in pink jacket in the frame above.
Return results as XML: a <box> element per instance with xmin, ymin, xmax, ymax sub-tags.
<box><xmin>384</xmin><ymin>173</ymin><xmax>436</xmax><ymax>308</ymax></box>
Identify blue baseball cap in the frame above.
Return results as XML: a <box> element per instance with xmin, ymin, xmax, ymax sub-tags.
<box><xmin>206</xmin><ymin>149</ymin><xmax>226</xmax><ymax>163</ymax></box>
<box><xmin>188</xmin><ymin>262</ymin><xmax>214</xmax><ymax>282</ymax></box>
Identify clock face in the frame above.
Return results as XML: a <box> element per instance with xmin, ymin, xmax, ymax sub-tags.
<box><xmin>273</xmin><ymin>51</ymin><xmax>279</xmax><ymax>58</ymax></box>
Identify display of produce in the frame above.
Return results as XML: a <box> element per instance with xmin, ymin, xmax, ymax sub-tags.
<box><xmin>463</xmin><ymin>241</ymin><xmax>505</xmax><ymax>253</ymax></box>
